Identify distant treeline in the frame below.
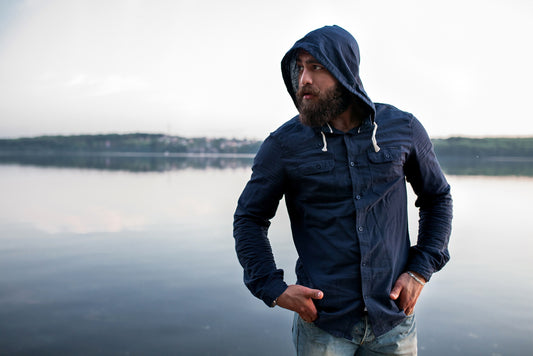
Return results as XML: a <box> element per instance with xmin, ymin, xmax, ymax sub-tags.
<box><xmin>432</xmin><ymin>137</ymin><xmax>533</xmax><ymax>158</ymax></box>
<box><xmin>0</xmin><ymin>133</ymin><xmax>261</xmax><ymax>155</ymax></box>
<box><xmin>0</xmin><ymin>133</ymin><xmax>532</xmax><ymax>158</ymax></box>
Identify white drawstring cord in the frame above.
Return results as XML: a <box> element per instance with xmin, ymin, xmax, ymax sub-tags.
<box><xmin>371</xmin><ymin>122</ymin><xmax>380</xmax><ymax>152</ymax></box>
<box><xmin>321</xmin><ymin>123</ymin><xmax>334</xmax><ymax>152</ymax></box>
<box><xmin>321</xmin><ymin>122</ymin><xmax>379</xmax><ymax>153</ymax></box>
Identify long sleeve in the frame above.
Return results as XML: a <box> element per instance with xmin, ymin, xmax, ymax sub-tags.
<box><xmin>404</xmin><ymin>117</ymin><xmax>453</xmax><ymax>281</ymax></box>
<box><xmin>233</xmin><ymin>135</ymin><xmax>288</xmax><ymax>306</ymax></box>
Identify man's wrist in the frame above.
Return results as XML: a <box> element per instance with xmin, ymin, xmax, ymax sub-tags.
<box><xmin>265</xmin><ymin>282</ymin><xmax>288</xmax><ymax>308</ymax></box>
<box><xmin>407</xmin><ymin>271</ymin><xmax>426</xmax><ymax>286</ymax></box>
<box><xmin>271</xmin><ymin>297</ymin><xmax>279</xmax><ymax>307</ymax></box>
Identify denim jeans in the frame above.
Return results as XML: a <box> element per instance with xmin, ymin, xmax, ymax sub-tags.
<box><xmin>292</xmin><ymin>313</ymin><xmax>417</xmax><ymax>356</ymax></box>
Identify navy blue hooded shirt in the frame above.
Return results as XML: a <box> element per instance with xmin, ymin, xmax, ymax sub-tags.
<box><xmin>233</xmin><ymin>25</ymin><xmax>452</xmax><ymax>338</ymax></box>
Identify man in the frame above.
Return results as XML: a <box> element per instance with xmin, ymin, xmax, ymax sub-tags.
<box><xmin>233</xmin><ymin>25</ymin><xmax>452</xmax><ymax>355</ymax></box>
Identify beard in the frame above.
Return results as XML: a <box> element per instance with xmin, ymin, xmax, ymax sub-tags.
<box><xmin>296</xmin><ymin>82</ymin><xmax>353</xmax><ymax>128</ymax></box>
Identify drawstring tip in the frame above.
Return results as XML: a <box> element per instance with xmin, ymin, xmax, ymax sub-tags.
<box><xmin>321</xmin><ymin>131</ymin><xmax>328</xmax><ymax>152</ymax></box>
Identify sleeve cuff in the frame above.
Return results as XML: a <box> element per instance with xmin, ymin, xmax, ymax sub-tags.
<box><xmin>263</xmin><ymin>280</ymin><xmax>289</xmax><ymax>308</ymax></box>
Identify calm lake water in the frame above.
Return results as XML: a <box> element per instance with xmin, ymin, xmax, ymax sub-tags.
<box><xmin>0</xmin><ymin>155</ymin><xmax>532</xmax><ymax>355</ymax></box>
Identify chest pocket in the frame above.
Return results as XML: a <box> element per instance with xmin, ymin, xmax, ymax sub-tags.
<box><xmin>289</xmin><ymin>159</ymin><xmax>336</xmax><ymax>202</ymax></box>
<box><xmin>367</xmin><ymin>148</ymin><xmax>404</xmax><ymax>188</ymax></box>
<box><xmin>298</xmin><ymin>159</ymin><xmax>335</xmax><ymax>175</ymax></box>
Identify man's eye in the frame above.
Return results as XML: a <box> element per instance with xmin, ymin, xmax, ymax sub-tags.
<box><xmin>313</xmin><ymin>65</ymin><xmax>323</xmax><ymax>70</ymax></box>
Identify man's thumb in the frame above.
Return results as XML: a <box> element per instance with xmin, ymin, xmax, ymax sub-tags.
<box><xmin>310</xmin><ymin>289</ymin><xmax>324</xmax><ymax>300</ymax></box>
<box><xmin>390</xmin><ymin>285</ymin><xmax>401</xmax><ymax>300</ymax></box>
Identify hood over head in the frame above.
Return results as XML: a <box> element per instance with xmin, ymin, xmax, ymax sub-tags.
<box><xmin>281</xmin><ymin>25</ymin><xmax>376</xmax><ymax>122</ymax></box>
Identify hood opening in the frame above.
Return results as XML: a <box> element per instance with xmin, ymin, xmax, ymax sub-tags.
<box><xmin>281</xmin><ymin>25</ymin><xmax>375</xmax><ymax>120</ymax></box>
<box><xmin>281</xmin><ymin>25</ymin><xmax>380</xmax><ymax>152</ymax></box>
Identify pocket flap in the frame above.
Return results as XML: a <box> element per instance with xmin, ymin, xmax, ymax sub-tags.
<box><xmin>367</xmin><ymin>148</ymin><xmax>400</xmax><ymax>164</ymax></box>
<box><xmin>298</xmin><ymin>159</ymin><xmax>335</xmax><ymax>175</ymax></box>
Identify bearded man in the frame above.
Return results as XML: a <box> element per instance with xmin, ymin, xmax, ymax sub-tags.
<box><xmin>233</xmin><ymin>25</ymin><xmax>452</xmax><ymax>356</ymax></box>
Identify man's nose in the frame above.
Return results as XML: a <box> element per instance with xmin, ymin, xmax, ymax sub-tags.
<box><xmin>299</xmin><ymin>68</ymin><xmax>312</xmax><ymax>86</ymax></box>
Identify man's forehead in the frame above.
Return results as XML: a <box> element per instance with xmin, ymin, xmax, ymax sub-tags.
<box><xmin>296</xmin><ymin>49</ymin><xmax>320</xmax><ymax>63</ymax></box>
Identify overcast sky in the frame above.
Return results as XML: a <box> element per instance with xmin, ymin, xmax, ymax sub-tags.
<box><xmin>0</xmin><ymin>0</ymin><xmax>531</xmax><ymax>139</ymax></box>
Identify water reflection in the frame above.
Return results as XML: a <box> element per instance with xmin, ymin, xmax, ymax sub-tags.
<box><xmin>1</xmin><ymin>153</ymin><xmax>532</xmax><ymax>176</ymax></box>
<box><xmin>0</xmin><ymin>159</ymin><xmax>532</xmax><ymax>355</ymax></box>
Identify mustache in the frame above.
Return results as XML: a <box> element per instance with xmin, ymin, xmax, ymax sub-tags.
<box><xmin>296</xmin><ymin>84</ymin><xmax>320</xmax><ymax>98</ymax></box>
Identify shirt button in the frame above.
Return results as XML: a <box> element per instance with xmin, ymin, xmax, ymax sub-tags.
<box><xmin>355</xmin><ymin>195</ymin><xmax>361</xmax><ymax>200</ymax></box>
<box><xmin>350</xmin><ymin>161</ymin><xmax>355</xmax><ymax>167</ymax></box>
<box><xmin>358</xmin><ymin>226</ymin><xmax>364</xmax><ymax>232</ymax></box>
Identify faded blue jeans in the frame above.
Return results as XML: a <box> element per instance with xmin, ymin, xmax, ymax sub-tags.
<box><xmin>292</xmin><ymin>313</ymin><xmax>417</xmax><ymax>356</ymax></box>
